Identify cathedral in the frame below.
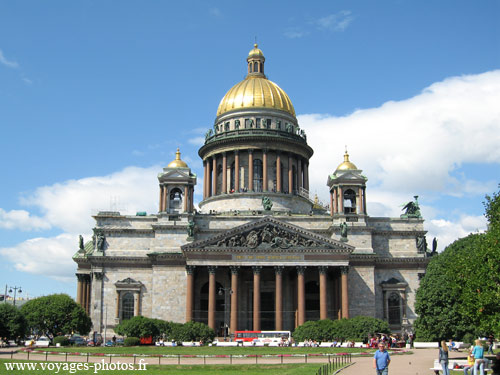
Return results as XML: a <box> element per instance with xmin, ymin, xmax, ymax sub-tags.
<box><xmin>73</xmin><ymin>44</ymin><xmax>429</xmax><ymax>337</ymax></box>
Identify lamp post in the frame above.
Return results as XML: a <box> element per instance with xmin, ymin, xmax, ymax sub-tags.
<box><xmin>217</xmin><ymin>287</ymin><xmax>232</xmax><ymax>341</ymax></box>
<box><xmin>9</xmin><ymin>286</ymin><xmax>22</xmax><ymax>306</ymax></box>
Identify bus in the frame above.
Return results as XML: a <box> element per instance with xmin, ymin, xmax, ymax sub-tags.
<box><xmin>234</xmin><ymin>330</ymin><xmax>291</xmax><ymax>344</ymax></box>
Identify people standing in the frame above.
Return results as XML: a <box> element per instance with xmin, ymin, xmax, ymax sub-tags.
<box><xmin>439</xmin><ymin>340</ymin><xmax>450</xmax><ymax>375</ymax></box>
<box><xmin>488</xmin><ymin>335</ymin><xmax>495</xmax><ymax>355</ymax></box>
<box><xmin>373</xmin><ymin>342</ymin><xmax>391</xmax><ymax>375</ymax></box>
<box><xmin>472</xmin><ymin>339</ymin><xmax>485</xmax><ymax>375</ymax></box>
<box><xmin>463</xmin><ymin>348</ymin><xmax>475</xmax><ymax>375</ymax></box>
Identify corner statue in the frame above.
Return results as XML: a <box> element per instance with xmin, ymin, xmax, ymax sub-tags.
<box><xmin>262</xmin><ymin>196</ymin><xmax>273</xmax><ymax>211</ymax></box>
<box><xmin>340</xmin><ymin>222</ymin><xmax>348</xmax><ymax>242</ymax></box>
<box><xmin>79</xmin><ymin>235</ymin><xmax>85</xmax><ymax>252</ymax></box>
<box><xmin>401</xmin><ymin>196</ymin><xmax>422</xmax><ymax>218</ymax></box>
<box><xmin>187</xmin><ymin>220</ymin><xmax>195</xmax><ymax>238</ymax></box>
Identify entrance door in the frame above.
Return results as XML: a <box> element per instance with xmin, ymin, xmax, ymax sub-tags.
<box><xmin>261</xmin><ymin>291</ymin><xmax>275</xmax><ymax>330</ymax></box>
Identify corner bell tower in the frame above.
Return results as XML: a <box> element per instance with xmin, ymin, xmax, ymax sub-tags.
<box><xmin>327</xmin><ymin>150</ymin><xmax>367</xmax><ymax>217</ymax></box>
<box><xmin>158</xmin><ymin>148</ymin><xmax>196</xmax><ymax>214</ymax></box>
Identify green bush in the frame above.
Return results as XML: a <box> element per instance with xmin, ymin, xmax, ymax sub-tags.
<box><xmin>462</xmin><ymin>333</ymin><xmax>475</xmax><ymax>346</ymax></box>
<box><xmin>115</xmin><ymin>316</ymin><xmax>159</xmax><ymax>338</ymax></box>
<box><xmin>53</xmin><ymin>336</ymin><xmax>70</xmax><ymax>346</ymax></box>
<box><xmin>124</xmin><ymin>337</ymin><xmax>140</xmax><ymax>346</ymax></box>
<box><xmin>293</xmin><ymin>317</ymin><xmax>390</xmax><ymax>342</ymax></box>
<box><xmin>171</xmin><ymin>321</ymin><xmax>215</xmax><ymax>343</ymax></box>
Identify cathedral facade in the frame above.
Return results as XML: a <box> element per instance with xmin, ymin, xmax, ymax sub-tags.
<box><xmin>74</xmin><ymin>45</ymin><xmax>429</xmax><ymax>337</ymax></box>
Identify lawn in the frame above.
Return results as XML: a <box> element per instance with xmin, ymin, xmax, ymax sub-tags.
<box><xmin>32</xmin><ymin>345</ymin><xmax>373</xmax><ymax>356</ymax></box>
<box><xmin>0</xmin><ymin>359</ymin><xmax>339</xmax><ymax>375</ymax></box>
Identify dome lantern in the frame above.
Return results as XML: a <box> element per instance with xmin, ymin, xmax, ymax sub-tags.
<box><xmin>167</xmin><ymin>148</ymin><xmax>188</xmax><ymax>168</ymax></box>
<box><xmin>247</xmin><ymin>43</ymin><xmax>265</xmax><ymax>77</ymax></box>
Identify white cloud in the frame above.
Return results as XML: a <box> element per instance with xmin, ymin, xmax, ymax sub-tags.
<box><xmin>0</xmin><ymin>208</ymin><xmax>50</xmax><ymax>231</ymax></box>
<box><xmin>0</xmin><ymin>234</ymin><xmax>78</xmax><ymax>282</ymax></box>
<box><xmin>188</xmin><ymin>136</ymin><xmax>205</xmax><ymax>146</ymax></box>
<box><xmin>284</xmin><ymin>29</ymin><xmax>308</xmax><ymax>39</ymax></box>
<box><xmin>426</xmin><ymin>215</ymin><xmax>487</xmax><ymax>252</ymax></box>
<box><xmin>315</xmin><ymin>11</ymin><xmax>354</xmax><ymax>32</ymax></box>
<box><xmin>209</xmin><ymin>8</ymin><xmax>222</xmax><ymax>17</ymax></box>
<box><xmin>0</xmin><ymin>49</ymin><xmax>19</xmax><ymax>68</ymax></box>
<box><xmin>302</xmin><ymin>70</ymin><xmax>499</xmax><ymax>249</ymax></box>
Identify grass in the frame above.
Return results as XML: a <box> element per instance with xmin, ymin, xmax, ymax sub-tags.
<box><xmin>0</xmin><ymin>359</ymin><xmax>339</xmax><ymax>375</ymax></box>
<box><xmin>31</xmin><ymin>345</ymin><xmax>372</xmax><ymax>356</ymax></box>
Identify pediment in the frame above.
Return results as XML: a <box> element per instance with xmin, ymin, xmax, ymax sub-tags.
<box><xmin>182</xmin><ymin>216</ymin><xmax>354</xmax><ymax>253</ymax></box>
<box><xmin>158</xmin><ymin>169</ymin><xmax>193</xmax><ymax>180</ymax></box>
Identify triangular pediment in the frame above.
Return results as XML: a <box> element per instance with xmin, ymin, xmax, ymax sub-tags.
<box><xmin>158</xmin><ymin>169</ymin><xmax>193</xmax><ymax>180</ymax></box>
<box><xmin>182</xmin><ymin>216</ymin><xmax>354</xmax><ymax>253</ymax></box>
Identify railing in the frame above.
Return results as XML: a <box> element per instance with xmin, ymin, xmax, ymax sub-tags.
<box><xmin>204</xmin><ymin>128</ymin><xmax>307</xmax><ymax>145</ymax></box>
<box><xmin>315</xmin><ymin>353</ymin><xmax>352</xmax><ymax>375</ymax></box>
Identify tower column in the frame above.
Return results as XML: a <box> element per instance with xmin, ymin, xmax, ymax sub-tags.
<box><xmin>333</xmin><ymin>188</ymin><xmax>338</xmax><ymax>214</ymax></box>
<box><xmin>185</xmin><ymin>266</ymin><xmax>195</xmax><ymax>322</ymax></box>
<box><xmin>319</xmin><ymin>266</ymin><xmax>328</xmax><ymax>320</ymax></box>
<box><xmin>230</xmin><ymin>266</ymin><xmax>239</xmax><ymax>333</ymax></box>
<box><xmin>297</xmin><ymin>266</ymin><xmax>306</xmax><ymax>327</ymax></box>
<box><xmin>222</xmin><ymin>152</ymin><xmax>227</xmax><ymax>194</ymax></box>
<box><xmin>183</xmin><ymin>185</ymin><xmax>188</xmax><ymax>212</ymax></box>
<box><xmin>76</xmin><ymin>274</ymin><xmax>84</xmax><ymax>306</ymax></box>
<box><xmin>212</xmin><ymin>156</ymin><xmax>217</xmax><ymax>196</ymax></box>
<box><xmin>358</xmin><ymin>187</ymin><xmax>362</xmax><ymax>214</ymax></box>
<box><xmin>234</xmin><ymin>151</ymin><xmax>240</xmax><ymax>192</ymax></box>
<box><xmin>304</xmin><ymin>162</ymin><xmax>309</xmax><ymax>191</ymax></box>
<box><xmin>363</xmin><ymin>187</ymin><xmax>367</xmax><ymax>214</ymax></box>
<box><xmin>208</xmin><ymin>266</ymin><xmax>217</xmax><ymax>330</ymax></box>
<box><xmin>162</xmin><ymin>185</ymin><xmax>168</xmax><ymax>212</ymax></box>
<box><xmin>297</xmin><ymin>158</ymin><xmax>302</xmax><ymax>191</ymax></box>
<box><xmin>339</xmin><ymin>187</ymin><xmax>344</xmax><ymax>214</ymax></box>
<box><xmin>203</xmin><ymin>160</ymin><xmax>208</xmax><ymax>199</ymax></box>
<box><xmin>275</xmin><ymin>266</ymin><xmax>283</xmax><ymax>331</ymax></box>
<box><xmin>330</xmin><ymin>191</ymin><xmax>334</xmax><ymax>216</ymax></box>
<box><xmin>115</xmin><ymin>291</ymin><xmax>120</xmax><ymax>319</ymax></box>
<box><xmin>263</xmin><ymin>149</ymin><xmax>268</xmax><ymax>191</ymax></box>
<box><xmin>341</xmin><ymin>266</ymin><xmax>349</xmax><ymax>319</ymax></box>
<box><xmin>252</xmin><ymin>266</ymin><xmax>261</xmax><ymax>331</ymax></box>
<box><xmin>276</xmin><ymin>152</ymin><xmax>281</xmax><ymax>192</ymax></box>
<box><xmin>288</xmin><ymin>153</ymin><xmax>293</xmax><ymax>194</ymax></box>
<box><xmin>159</xmin><ymin>186</ymin><xmax>164</xmax><ymax>212</ymax></box>
<box><xmin>248</xmin><ymin>150</ymin><xmax>254</xmax><ymax>191</ymax></box>
<box><xmin>134</xmin><ymin>291</ymin><xmax>140</xmax><ymax>316</ymax></box>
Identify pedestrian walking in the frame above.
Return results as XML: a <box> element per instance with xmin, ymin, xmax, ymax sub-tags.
<box><xmin>439</xmin><ymin>340</ymin><xmax>449</xmax><ymax>375</ymax></box>
<box><xmin>373</xmin><ymin>342</ymin><xmax>391</xmax><ymax>375</ymax></box>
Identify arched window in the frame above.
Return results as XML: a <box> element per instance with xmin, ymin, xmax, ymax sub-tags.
<box><xmin>122</xmin><ymin>292</ymin><xmax>134</xmax><ymax>321</ymax></box>
<box><xmin>343</xmin><ymin>189</ymin><xmax>357</xmax><ymax>214</ymax></box>
<box><xmin>388</xmin><ymin>293</ymin><xmax>401</xmax><ymax>325</ymax></box>
<box><xmin>169</xmin><ymin>188</ymin><xmax>183</xmax><ymax>211</ymax></box>
<box><xmin>253</xmin><ymin>159</ymin><xmax>263</xmax><ymax>192</ymax></box>
<box><xmin>254</xmin><ymin>61</ymin><xmax>258</xmax><ymax>72</ymax></box>
<box><xmin>217</xmin><ymin>164</ymin><xmax>223</xmax><ymax>194</ymax></box>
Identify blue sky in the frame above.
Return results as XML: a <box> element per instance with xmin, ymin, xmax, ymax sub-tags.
<box><xmin>0</xmin><ymin>0</ymin><xmax>499</xmax><ymax>299</ymax></box>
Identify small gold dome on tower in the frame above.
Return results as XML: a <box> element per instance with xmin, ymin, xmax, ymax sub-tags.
<box><xmin>248</xmin><ymin>43</ymin><xmax>264</xmax><ymax>58</ymax></box>
<box><xmin>336</xmin><ymin>150</ymin><xmax>358</xmax><ymax>171</ymax></box>
<box><xmin>167</xmin><ymin>148</ymin><xmax>188</xmax><ymax>168</ymax></box>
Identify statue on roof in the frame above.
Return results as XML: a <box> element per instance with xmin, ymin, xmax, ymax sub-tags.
<box><xmin>401</xmin><ymin>196</ymin><xmax>422</xmax><ymax>218</ymax></box>
<box><xmin>262</xmin><ymin>196</ymin><xmax>273</xmax><ymax>211</ymax></box>
<box><xmin>340</xmin><ymin>222</ymin><xmax>348</xmax><ymax>242</ymax></box>
<box><xmin>187</xmin><ymin>220</ymin><xmax>195</xmax><ymax>238</ymax></box>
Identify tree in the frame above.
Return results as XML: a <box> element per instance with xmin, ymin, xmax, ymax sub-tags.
<box><xmin>0</xmin><ymin>304</ymin><xmax>27</xmax><ymax>340</ymax></box>
<box><xmin>415</xmin><ymin>187</ymin><xmax>500</xmax><ymax>340</ymax></box>
<box><xmin>21</xmin><ymin>294</ymin><xmax>91</xmax><ymax>337</ymax></box>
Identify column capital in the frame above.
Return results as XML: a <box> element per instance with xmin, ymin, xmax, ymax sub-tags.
<box><xmin>92</xmin><ymin>272</ymin><xmax>104</xmax><ymax>280</ymax></box>
<box><xmin>186</xmin><ymin>265</ymin><xmax>196</xmax><ymax>275</ymax></box>
<box><xmin>234</xmin><ymin>149</ymin><xmax>239</xmax><ymax>155</ymax></box>
<box><xmin>340</xmin><ymin>266</ymin><xmax>350</xmax><ymax>275</ymax></box>
<box><xmin>318</xmin><ymin>266</ymin><xmax>328</xmax><ymax>275</ymax></box>
<box><xmin>263</xmin><ymin>148</ymin><xmax>268</xmax><ymax>154</ymax></box>
<box><xmin>208</xmin><ymin>266</ymin><xmax>217</xmax><ymax>275</ymax></box>
<box><xmin>296</xmin><ymin>266</ymin><xmax>306</xmax><ymax>275</ymax></box>
<box><xmin>248</xmin><ymin>149</ymin><xmax>254</xmax><ymax>155</ymax></box>
<box><xmin>274</xmin><ymin>266</ymin><xmax>284</xmax><ymax>275</ymax></box>
<box><xmin>76</xmin><ymin>273</ymin><xmax>86</xmax><ymax>282</ymax></box>
<box><xmin>230</xmin><ymin>266</ymin><xmax>240</xmax><ymax>275</ymax></box>
<box><xmin>252</xmin><ymin>265</ymin><xmax>262</xmax><ymax>274</ymax></box>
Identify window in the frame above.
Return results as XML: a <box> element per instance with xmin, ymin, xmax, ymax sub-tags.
<box><xmin>388</xmin><ymin>293</ymin><xmax>401</xmax><ymax>325</ymax></box>
<box><xmin>254</xmin><ymin>61</ymin><xmax>258</xmax><ymax>72</ymax></box>
<box><xmin>122</xmin><ymin>292</ymin><xmax>134</xmax><ymax>321</ymax></box>
<box><xmin>256</xmin><ymin>118</ymin><xmax>261</xmax><ymax>128</ymax></box>
<box><xmin>169</xmin><ymin>188</ymin><xmax>183</xmax><ymax>211</ymax></box>
<box><xmin>253</xmin><ymin>159</ymin><xmax>263</xmax><ymax>192</ymax></box>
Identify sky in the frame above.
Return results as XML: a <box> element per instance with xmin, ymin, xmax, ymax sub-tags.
<box><xmin>0</xmin><ymin>0</ymin><xmax>499</xmax><ymax>300</ymax></box>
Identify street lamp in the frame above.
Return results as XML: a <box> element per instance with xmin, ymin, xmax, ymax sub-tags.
<box><xmin>218</xmin><ymin>287</ymin><xmax>232</xmax><ymax>341</ymax></box>
<box><xmin>8</xmin><ymin>286</ymin><xmax>22</xmax><ymax>306</ymax></box>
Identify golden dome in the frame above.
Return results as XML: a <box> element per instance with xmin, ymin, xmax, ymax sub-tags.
<box><xmin>167</xmin><ymin>148</ymin><xmax>188</xmax><ymax>168</ymax></box>
<box><xmin>217</xmin><ymin>77</ymin><xmax>295</xmax><ymax>117</ymax></box>
<box><xmin>336</xmin><ymin>150</ymin><xmax>358</xmax><ymax>171</ymax></box>
<box><xmin>216</xmin><ymin>44</ymin><xmax>296</xmax><ymax>117</ymax></box>
<box><xmin>248</xmin><ymin>43</ymin><xmax>264</xmax><ymax>58</ymax></box>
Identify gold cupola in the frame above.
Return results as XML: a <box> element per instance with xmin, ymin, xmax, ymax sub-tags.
<box><xmin>216</xmin><ymin>44</ymin><xmax>296</xmax><ymax>118</ymax></box>
<box><xmin>336</xmin><ymin>150</ymin><xmax>358</xmax><ymax>171</ymax></box>
<box><xmin>167</xmin><ymin>148</ymin><xmax>188</xmax><ymax>168</ymax></box>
